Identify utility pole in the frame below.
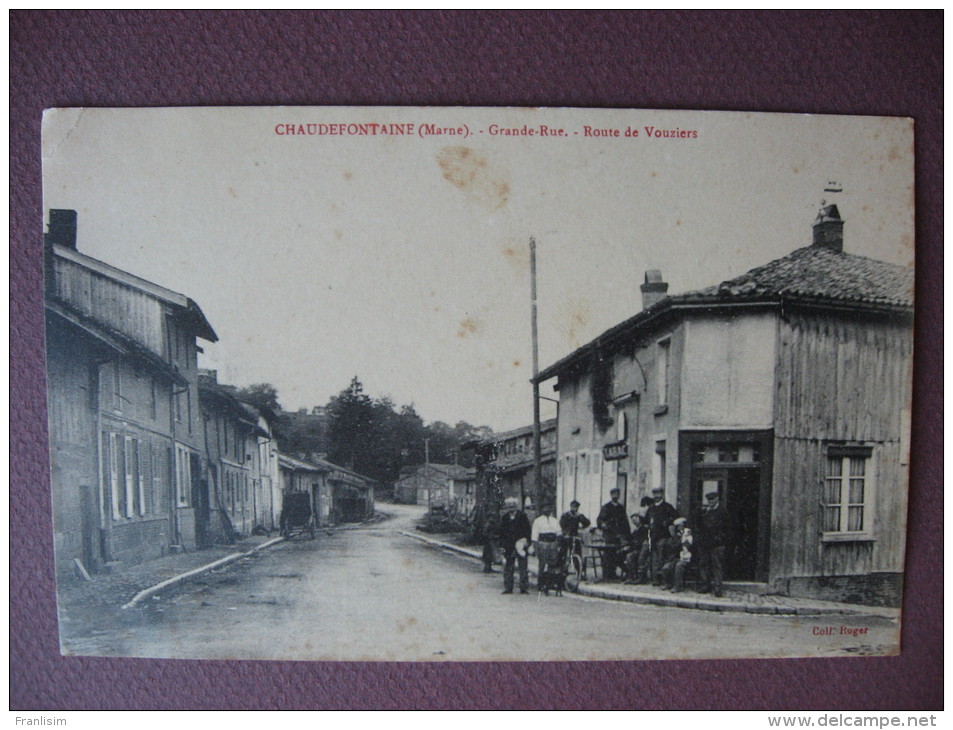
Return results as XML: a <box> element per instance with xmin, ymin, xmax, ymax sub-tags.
<box><xmin>530</xmin><ymin>237</ymin><xmax>542</xmax><ymax>510</ymax></box>
<box><xmin>424</xmin><ymin>437</ymin><xmax>431</xmax><ymax>525</ymax></box>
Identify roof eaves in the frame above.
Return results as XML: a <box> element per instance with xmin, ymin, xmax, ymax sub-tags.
<box><xmin>53</xmin><ymin>244</ymin><xmax>218</xmax><ymax>343</ymax></box>
<box><xmin>47</xmin><ymin>299</ymin><xmax>188</xmax><ymax>386</ymax></box>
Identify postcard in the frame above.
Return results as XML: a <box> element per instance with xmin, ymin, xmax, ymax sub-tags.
<box><xmin>41</xmin><ymin>106</ymin><xmax>913</xmax><ymax>660</ymax></box>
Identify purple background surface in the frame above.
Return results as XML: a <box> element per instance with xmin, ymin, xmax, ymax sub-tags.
<box><xmin>11</xmin><ymin>11</ymin><xmax>942</xmax><ymax>710</ymax></box>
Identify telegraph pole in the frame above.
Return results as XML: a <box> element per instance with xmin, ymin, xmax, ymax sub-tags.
<box><xmin>530</xmin><ymin>237</ymin><xmax>542</xmax><ymax>510</ymax></box>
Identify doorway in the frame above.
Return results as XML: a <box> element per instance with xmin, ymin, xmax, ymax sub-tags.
<box><xmin>191</xmin><ymin>453</ymin><xmax>209</xmax><ymax>548</ymax></box>
<box><xmin>691</xmin><ymin>467</ymin><xmax>761</xmax><ymax>581</ymax></box>
<box><xmin>679</xmin><ymin>431</ymin><xmax>772</xmax><ymax>583</ymax></box>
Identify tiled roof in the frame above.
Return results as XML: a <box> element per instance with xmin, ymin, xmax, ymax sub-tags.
<box><xmin>420</xmin><ymin>463</ymin><xmax>475</xmax><ymax>480</ymax></box>
<box><xmin>395</xmin><ymin>463</ymin><xmax>476</xmax><ymax>484</ymax></box>
<box><xmin>489</xmin><ymin>449</ymin><xmax>556</xmax><ymax>473</ymax></box>
<box><xmin>278</xmin><ymin>452</ymin><xmax>375</xmax><ymax>486</ymax></box>
<box><xmin>676</xmin><ymin>246</ymin><xmax>913</xmax><ymax>308</ymax></box>
<box><xmin>535</xmin><ymin>244</ymin><xmax>913</xmax><ymax>383</ymax></box>
<box><xmin>486</xmin><ymin>418</ymin><xmax>558</xmax><ymax>444</ymax></box>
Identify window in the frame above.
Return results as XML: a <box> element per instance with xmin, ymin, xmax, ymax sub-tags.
<box><xmin>150</xmin><ymin>378</ymin><xmax>158</xmax><ymax>420</ymax></box>
<box><xmin>101</xmin><ymin>362</ymin><xmax>123</xmax><ymax>412</ymax></box>
<box><xmin>693</xmin><ymin>442</ymin><xmax>761</xmax><ymax>464</ymax></box>
<box><xmin>823</xmin><ymin>447</ymin><xmax>873</xmax><ymax>538</ymax></box>
<box><xmin>654</xmin><ymin>439</ymin><xmax>667</xmax><ymax>491</ymax></box>
<box><xmin>106</xmin><ymin>433</ymin><xmax>122</xmax><ymax>520</ymax></box>
<box><xmin>124</xmin><ymin>436</ymin><xmax>137</xmax><ymax>518</ymax></box>
<box><xmin>175</xmin><ymin>445</ymin><xmax>192</xmax><ymax>507</ymax></box>
<box><xmin>152</xmin><ymin>442</ymin><xmax>164</xmax><ymax>514</ymax></box>
<box><xmin>137</xmin><ymin>440</ymin><xmax>147</xmax><ymax>516</ymax></box>
<box><xmin>113</xmin><ymin>363</ymin><xmax>123</xmax><ymax>412</ymax></box>
<box><xmin>657</xmin><ymin>338</ymin><xmax>671</xmax><ymax>406</ymax></box>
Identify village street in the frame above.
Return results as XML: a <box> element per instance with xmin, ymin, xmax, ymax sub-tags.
<box><xmin>62</xmin><ymin>504</ymin><xmax>899</xmax><ymax>662</ymax></box>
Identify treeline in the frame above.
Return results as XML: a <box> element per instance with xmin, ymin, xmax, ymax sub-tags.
<box><xmin>236</xmin><ymin>377</ymin><xmax>493</xmax><ymax>486</ymax></box>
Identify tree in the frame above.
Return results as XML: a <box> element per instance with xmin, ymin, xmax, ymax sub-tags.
<box><xmin>322</xmin><ymin>376</ymin><xmax>495</xmax><ymax>484</ymax></box>
<box><xmin>236</xmin><ymin>383</ymin><xmax>281</xmax><ymax>414</ymax></box>
<box><xmin>327</xmin><ymin>376</ymin><xmax>378</xmax><ymax>475</ymax></box>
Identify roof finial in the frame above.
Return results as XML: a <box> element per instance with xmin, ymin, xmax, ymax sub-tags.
<box><xmin>821</xmin><ymin>181</ymin><xmax>842</xmax><ymax>207</ymax></box>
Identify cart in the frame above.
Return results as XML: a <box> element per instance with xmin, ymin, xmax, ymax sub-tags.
<box><xmin>279</xmin><ymin>491</ymin><xmax>316</xmax><ymax>540</ymax></box>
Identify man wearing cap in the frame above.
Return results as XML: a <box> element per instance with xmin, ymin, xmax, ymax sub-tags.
<box><xmin>559</xmin><ymin>500</ymin><xmax>591</xmax><ymax>539</ymax></box>
<box><xmin>597</xmin><ymin>487</ymin><xmax>629</xmax><ymax>581</ymax></box>
<box><xmin>532</xmin><ymin>502</ymin><xmax>562</xmax><ymax>587</ymax></box>
<box><xmin>645</xmin><ymin>486</ymin><xmax>679</xmax><ymax>585</ymax></box>
<box><xmin>498</xmin><ymin>496</ymin><xmax>531</xmax><ymax>594</ymax></box>
<box><xmin>697</xmin><ymin>488</ymin><xmax>729</xmax><ymax>597</ymax></box>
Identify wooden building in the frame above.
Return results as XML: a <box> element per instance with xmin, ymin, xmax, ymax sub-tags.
<box><xmin>279</xmin><ymin>453</ymin><xmax>375</xmax><ymax>527</ymax></box>
<box><xmin>198</xmin><ymin>370</ymin><xmax>278</xmax><ymax>538</ymax></box>
<box><xmin>394</xmin><ymin>463</ymin><xmax>475</xmax><ymax>510</ymax></box>
<box><xmin>534</xmin><ymin>202</ymin><xmax>913</xmax><ymax>605</ymax></box>
<box><xmin>470</xmin><ymin>419</ymin><xmax>558</xmax><ymax>517</ymax></box>
<box><xmin>44</xmin><ymin>209</ymin><xmax>218</xmax><ymax>576</ymax></box>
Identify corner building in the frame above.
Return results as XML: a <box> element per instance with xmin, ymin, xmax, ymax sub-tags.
<box><xmin>534</xmin><ymin>203</ymin><xmax>913</xmax><ymax>605</ymax></box>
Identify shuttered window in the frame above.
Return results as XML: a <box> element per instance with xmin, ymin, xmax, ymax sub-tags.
<box><xmin>137</xmin><ymin>440</ymin><xmax>147</xmax><ymax>516</ymax></box>
<box><xmin>124</xmin><ymin>437</ymin><xmax>136</xmax><ymax>518</ymax></box>
<box><xmin>106</xmin><ymin>432</ymin><xmax>121</xmax><ymax>520</ymax></box>
<box><xmin>175</xmin><ymin>445</ymin><xmax>192</xmax><ymax>507</ymax></box>
<box><xmin>657</xmin><ymin>338</ymin><xmax>670</xmax><ymax>406</ymax></box>
<box><xmin>152</xmin><ymin>442</ymin><xmax>164</xmax><ymax>514</ymax></box>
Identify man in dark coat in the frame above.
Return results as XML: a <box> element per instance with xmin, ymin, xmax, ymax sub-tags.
<box><xmin>477</xmin><ymin>503</ymin><xmax>500</xmax><ymax>573</ymax></box>
<box><xmin>697</xmin><ymin>488</ymin><xmax>729</xmax><ymax>597</ymax></box>
<box><xmin>559</xmin><ymin>499</ymin><xmax>591</xmax><ymax>538</ymax></box>
<box><xmin>645</xmin><ymin>486</ymin><xmax>679</xmax><ymax>585</ymax></box>
<box><xmin>597</xmin><ymin>487</ymin><xmax>629</xmax><ymax>581</ymax></box>
<box><xmin>498</xmin><ymin>496</ymin><xmax>531</xmax><ymax>594</ymax></box>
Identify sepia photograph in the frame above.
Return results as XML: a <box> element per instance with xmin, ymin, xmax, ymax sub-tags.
<box><xmin>41</xmin><ymin>105</ymin><xmax>914</xmax><ymax>662</ymax></box>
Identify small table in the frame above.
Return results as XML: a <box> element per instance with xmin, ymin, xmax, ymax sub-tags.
<box><xmin>587</xmin><ymin>542</ymin><xmax>622</xmax><ymax>583</ymax></box>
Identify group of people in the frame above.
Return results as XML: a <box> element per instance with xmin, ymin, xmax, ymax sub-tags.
<box><xmin>594</xmin><ymin>485</ymin><xmax>729</xmax><ymax>596</ymax></box>
<box><xmin>481</xmin><ymin>486</ymin><xmax>729</xmax><ymax>597</ymax></box>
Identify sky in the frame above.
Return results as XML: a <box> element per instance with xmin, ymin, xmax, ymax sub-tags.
<box><xmin>42</xmin><ymin>107</ymin><xmax>914</xmax><ymax>431</ymax></box>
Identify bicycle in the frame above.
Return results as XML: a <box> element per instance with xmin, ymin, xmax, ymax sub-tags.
<box><xmin>557</xmin><ymin>535</ymin><xmax>585</xmax><ymax>592</ymax></box>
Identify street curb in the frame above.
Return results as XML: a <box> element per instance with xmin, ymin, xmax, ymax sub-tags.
<box><xmin>398</xmin><ymin>530</ymin><xmax>483</xmax><ymax>560</ymax></box>
<box><xmin>399</xmin><ymin>530</ymin><xmax>883</xmax><ymax>618</ymax></box>
<box><xmin>120</xmin><ymin>536</ymin><xmax>286</xmax><ymax>610</ymax></box>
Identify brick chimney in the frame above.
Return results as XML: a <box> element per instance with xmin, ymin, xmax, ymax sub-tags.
<box><xmin>813</xmin><ymin>204</ymin><xmax>844</xmax><ymax>252</ymax></box>
<box><xmin>813</xmin><ymin>184</ymin><xmax>844</xmax><ymax>252</ymax></box>
<box><xmin>641</xmin><ymin>270</ymin><xmax>668</xmax><ymax>310</ymax></box>
<box><xmin>45</xmin><ymin>209</ymin><xmax>78</xmax><ymax>249</ymax></box>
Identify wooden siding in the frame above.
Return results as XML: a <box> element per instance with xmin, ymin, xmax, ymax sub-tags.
<box><xmin>771</xmin><ymin>310</ymin><xmax>912</xmax><ymax>581</ymax></box>
<box><xmin>46</xmin><ymin>326</ymin><xmax>102</xmax><ymax>577</ymax></box>
<box><xmin>54</xmin><ymin>256</ymin><xmax>167</xmax><ymax>357</ymax></box>
<box><xmin>775</xmin><ymin>311</ymin><xmax>912</xmax><ymax>442</ymax></box>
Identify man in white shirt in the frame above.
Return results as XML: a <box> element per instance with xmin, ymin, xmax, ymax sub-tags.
<box><xmin>532</xmin><ymin>502</ymin><xmax>562</xmax><ymax>585</ymax></box>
